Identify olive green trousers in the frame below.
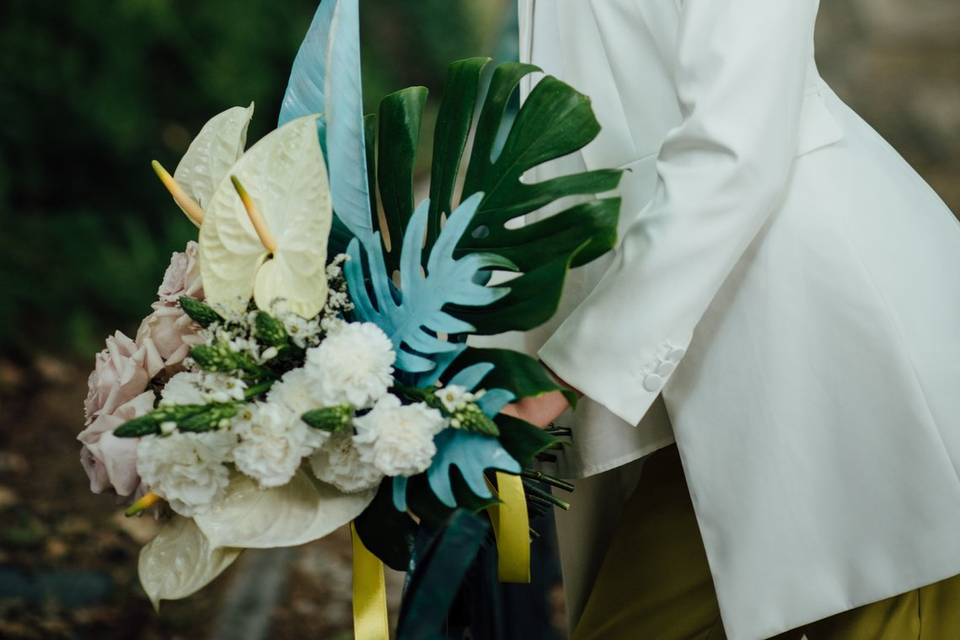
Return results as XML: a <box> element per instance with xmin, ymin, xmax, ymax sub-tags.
<box><xmin>573</xmin><ymin>446</ymin><xmax>960</xmax><ymax>640</ymax></box>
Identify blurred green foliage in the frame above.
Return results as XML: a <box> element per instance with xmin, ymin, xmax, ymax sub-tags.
<box><xmin>0</xmin><ymin>0</ymin><xmax>510</xmax><ymax>360</ymax></box>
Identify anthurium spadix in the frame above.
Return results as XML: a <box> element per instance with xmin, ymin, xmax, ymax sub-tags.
<box><xmin>199</xmin><ymin>114</ymin><xmax>333</xmax><ymax>318</ymax></box>
<box><xmin>152</xmin><ymin>104</ymin><xmax>255</xmax><ymax>227</ymax></box>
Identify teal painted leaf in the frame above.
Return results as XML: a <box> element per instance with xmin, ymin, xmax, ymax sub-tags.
<box><xmin>279</xmin><ymin>0</ymin><xmax>375</xmax><ymax>251</ymax></box>
<box><xmin>393</xmin><ymin>430</ymin><xmax>521</xmax><ymax>511</ymax></box>
<box><xmin>396</xmin><ymin>472</ymin><xmax>499</xmax><ymax>527</ymax></box>
<box><xmin>278</xmin><ymin>0</ymin><xmax>334</xmax><ymax>141</ymax></box>
<box><xmin>475</xmin><ymin>389</ymin><xmax>515</xmax><ymax>418</ymax></box>
<box><xmin>344</xmin><ymin>193</ymin><xmax>514</xmax><ymax>373</ymax></box>
<box><xmin>443</xmin><ymin>363</ymin><xmax>514</xmax><ymax>417</ymax></box>
<box><xmin>372</xmin><ymin>59</ymin><xmax>622</xmax><ymax>336</ymax></box>
<box><xmin>448</xmin><ymin>348</ymin><xmax>577</xmax><ymax>407</ymax></box>
<box><xmin>426</xmin><ymin>431</ymin><xmax>520</xmax><ymax>508</ymax></box>
<box><xmin>446</xmin><ymin>363</ymin><xmax>494</xmax><ymax>391</ymax></box>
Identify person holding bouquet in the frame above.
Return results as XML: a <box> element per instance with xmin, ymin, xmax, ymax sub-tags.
<box><xmin>506</xmin><ymin>1</ymin><xmax>960</xmax><ymax>638</ymax></box>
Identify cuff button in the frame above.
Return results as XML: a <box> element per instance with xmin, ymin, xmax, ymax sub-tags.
<box><xmin>643</xmin><ymin>373</ymin><xmax>664</xmax><ymax>392</ymax></box>
<box><xmin>666</xmin><ymin>347</ymin><xmax>686</xmax><ymax>363</ymax></box>
<box><xmin>655</xmin><ymin>361</ymin><xmax>676</xmax><ymax>377</ymax></box>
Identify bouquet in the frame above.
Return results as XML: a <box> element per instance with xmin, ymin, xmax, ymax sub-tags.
<box><xmin>77</xmin><ymin>0</ymin><xmax>622</xmax><ymax>635</ymax></box>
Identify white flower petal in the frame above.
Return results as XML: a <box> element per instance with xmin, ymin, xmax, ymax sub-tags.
<box><xmin>137</xmin><ymin>431</ymin><xmax>234</xmax><ymax>517</ymax></box>
<box><xmin>354</xmin><ymin>396</ymin><xmax>446</xmax><ymax>477</ymax></box>
<box><xmin>160</xmin><ymin>372</ymin><xmax>206</xmax><ymax>406</ymax></box>
<box><xmin>139</xmin><ymin>515</ymin><xmax>241</xmax><ymax>611</ymax></box>
<box><xmin>194</xmin><ymin>469</ymin><xmax>374</xmax><ymax>549</ymax></box>
<box><xmin>174</xmin><ymin>104</ymin><xmax>255</xmax><ymax>208</ymax></box>
<box><xmin>254</xmin><ymin>255</ymin><xmax>328</xmax><ymax>319</ymax></box>
<box><xmin>200</xmin><ymin>115</ymin><xmax>332</xmax><ymax>317</ymax></box>
<box><xmin>310</xmin><ymin>433</ymin><xmax>383</xmax><ymax>493</ymax></box>
<box><xmin>304</xmin><ymin>322</ymin><xmax>395</xmax><ymax>408</ymax></box>
<box><xmin>232</xmin><ymin>402</ymin><xmax>310</xmax><ymax>488</ymax></box>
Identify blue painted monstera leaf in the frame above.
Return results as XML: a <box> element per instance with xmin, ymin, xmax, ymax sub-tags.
<box><xmin>281</xmin><ymin>4</ymin><xmax>621</xmax><ymax>336</ymax></box>
<box><xmin>392</xmin><ymin>361</ymin><xmax>519</xmax><ymax>511</ymax></box>
<box><xmin>344</xmin><ymin>193</ymin><xmax>513</xmax><ymax>374</ymax></box>
<box><xmin>393</xmin><ymin>431</ymin><xmax>521</xmax><ymax>511</ymax></box>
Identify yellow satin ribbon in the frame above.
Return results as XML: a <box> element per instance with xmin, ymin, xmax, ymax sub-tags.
<box><xmin>487</xmin><ymin>471</ymin><xmax>531</xmax><ymax>583</ymax></box>
<box><xmin>349</xmin><ymin>474</ymin><xmax>529</xmax><ymax>639</ymax></box>
<box><xmin>351</xmin><ymin>523</ymin><xmax>390</xmax><ymax>640</ymax></box>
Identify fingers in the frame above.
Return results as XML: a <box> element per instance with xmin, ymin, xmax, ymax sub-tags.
<box><xmin>501</xmin><ymin>404</ymin><xmax>521</xmax><ymax>419</ymax></box>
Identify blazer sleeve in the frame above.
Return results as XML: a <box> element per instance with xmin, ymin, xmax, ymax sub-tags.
<box><xmin>538</xmin><ymin>0</ymin><xmax>819</xmax><ymax>426</ymax></box>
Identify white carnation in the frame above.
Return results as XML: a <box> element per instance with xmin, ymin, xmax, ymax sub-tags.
<box><xmin>160</xmin><ymin>372</ymin><xmax>206</xmax><ymax>406</ymax></box>
<box><xmin>268</xmin><ymin>368</ymin><xmax>321</xmax><ymax>415</ymax></box>
<box><xmin>309</xmin><ymin>433</ymin><xmax>383</xmax><ymax>494</ymax></box>
<box><xmin>305</xmin><ymin>322</ymin><xmax>395</xmax><ymax>408</ymax></box>
<box><xmin>232</xmin><ymin>402</ymin><xmax>311</xmax><ymax>488</ymax></box>
<box><xmin>354</xmin><ymin>395</ymin><xmax>447</xmax><ymax>477</ymax></box>
<box><xmin>266</xmin><ymin>368</ymin><xmax>328</xmax><ymax>449</ymax></box>
<box><xmin>137</xmin><ymin>430</ymin><xmax>235</xmax><ymax>517</ymax></box>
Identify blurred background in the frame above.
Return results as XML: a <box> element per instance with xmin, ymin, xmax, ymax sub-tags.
<box><xmin>0</xmin><ymin>0</ymin><xmax>956</xmax><ymax>638</ymax></box>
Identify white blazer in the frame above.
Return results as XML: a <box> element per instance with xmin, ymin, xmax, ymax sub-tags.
<box><xmin>516</xmin><ymin>1</ymin><xmax>960</xmax><ymax>638</ymax></box>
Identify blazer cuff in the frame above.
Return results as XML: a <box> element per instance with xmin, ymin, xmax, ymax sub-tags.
<box><xmin>538</xmin><ymin>322</ymin><xmax>687</xmax><ymax>427</ymax></box>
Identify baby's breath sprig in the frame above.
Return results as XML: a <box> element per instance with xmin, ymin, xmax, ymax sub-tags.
<box><xmin>322</xmin><ymin>254</ymin><xmax>354</xmax><ymax>324</ymax></box>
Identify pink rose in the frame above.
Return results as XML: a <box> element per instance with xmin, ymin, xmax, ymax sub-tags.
<box><xmin>137</xmin><ymin>241</ymin><xmax>206</xmax><ymax>372</ymax></box>
<box><xmin>79</xmin><ymin>389</ymin><xmax>156</xmax><ymax>496</ymax></box>
<box><xmin>80</xmin><ymin>241</ymin><xmax>205</xmax><ymax>497</ymax></box>
<box><xmin>136</xmin><ymin>305</ymin><xmax>204</xmax><ymax>371</ymax></box>
<box><xmin>80</xmin><ymin>331</ymin><xmax>161</xmax><ymax>497</ymax></box>
<box><xmin>83</xmin><ymin>331</ymin><xmax>162</xmax><ymax>424</ymax></box>
<box><xmin>157</xmin><ymin>240</ymin><xmax>203</xmax><ymax>305</ymax></box>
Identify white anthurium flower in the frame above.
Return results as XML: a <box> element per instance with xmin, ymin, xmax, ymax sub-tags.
<box><xmin>199</xmin><ymin>115</ymin><xmax>332</xmax><ymax>318</ymax></box>
<box><xmin>174</xmin><ymin>104</ymin><xmax>255</xmax><ymax>211</ymax></box>
<box><xmin>152</xmin><ymin>104</ymin><xmax>255</xmax><ymax>227</ymax></box>
<box><xmin>193</xmin><ymin>468</ymin><xmax>374</xmax><ymax>549</ymax></box>
<box><xmin>138</xmin><ymin>515</ymin><xmax>241</xmax><ymax>611</ymax></box>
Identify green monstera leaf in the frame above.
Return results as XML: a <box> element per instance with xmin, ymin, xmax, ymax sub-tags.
<box><xmin>350</xmin><ymin>58</ymin><xmax>620</xmax><ymax>513</ymax></box>
<box><xmin>369</xmin><ymin>57</ymin><xmax>622</xmax><ymax>334</ymax></box>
